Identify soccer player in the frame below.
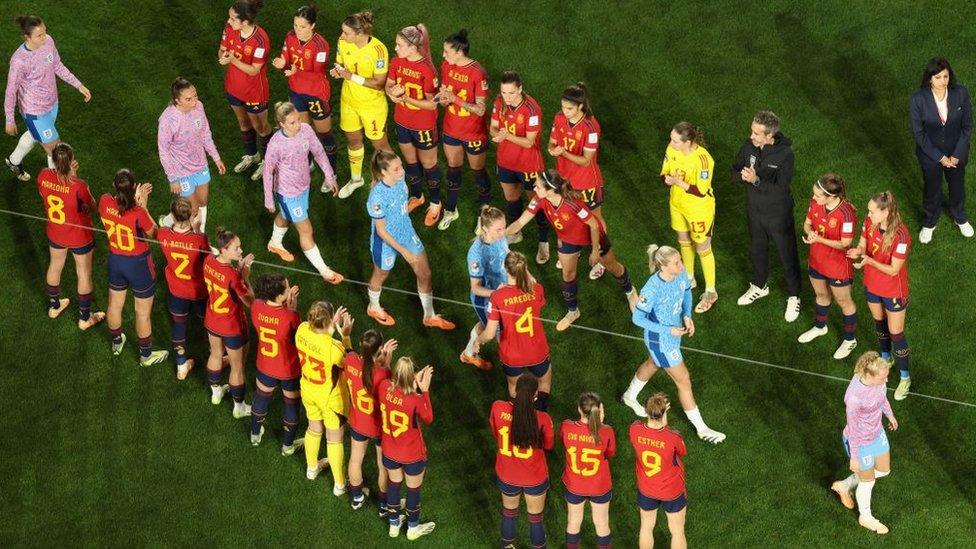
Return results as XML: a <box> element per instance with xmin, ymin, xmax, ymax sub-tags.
<box><xmin>378</xmin><ymin>357</ymin><xmax>436</xmax><ymax>540</ymax></box>
<box><xmin>295</xmin><ymin>302</ymin><xmax>352</xmax><ymax>495</ymax></box>
<box><xmin>490</xmin><ymin>71</ymin><xmax>547</xmax><ymax>253</ymax></box>
<box><xmin>831</xmin><ymin>351</ymin><xmax>898</xmax><ymax>535</ymax></box>
<box><xmin>661</xmin><ymin>122</ymin><xmax>718</xmax><ymax>313</ymax></box>
<box><xmin>365</xmin><ymin>151</ymin><xmax>454</xmax><ymax>330</ymax></box>
<box><xmin>490</xmin><ymin>374</ymin><xmax>554</xmax><ymax>549</ymax></box>
<box><xmin>5</xmin><ymin>15</ymin><xmax>91</xmax><ymax>181</ymax></box>
<box><xmin>387</xmin><ymin>24</ymin><xmax>442</xmax><ymax>226</ymax></box>
<box><xmin>271</xmin><ymin>5</ymin><xmax>338</xmax><ymax>181</ymax></box>
<box><xmin>203</xmin><ymin>228</ymin><xmax>255</xmax><ymax>417</ymax></box>
<box><xmin>37</xmin><ymin>142</ymin><xmax>103</xmax><ymax>330</ymax></box>
<box><xmin>436</xmin><ymin>29</ymin><xmax>490</xmax><ymax>230</ymax></box>
<box><xmin>797</xmin><ymin>173</ymin><xmax>859</xmax><ymax>360</ymax></box>
<box><xmin>158</xmin><ymin>197</ymin><xmax>210</xmax><ymax>379</ymax></box>
<box><xmin>262</xmin><ymin>101</ymin><xmax>343</xmax><ymax>285</ymax></box>
<box><xmin>548</xmin><ymin>83</ymin><xmax>605</xmax><ymax>278</ymax></box>
<box><xmin>474</xmin><ymin>251</ymin><xmax>551</xmax><ymax>407</ymax></box>
<box><xmin>157</xmin><ymin>77</ymin><xmax>225</xmax><ymax>232</ymax></box>
<box><xmin>249</xmin><ymin>272</ymin><xmax>304</xmax><ymax>455</ymax></box>
<box><xmin>621</xmin><ymin>244</ymin><xmax>726</xmax><ymax>444</ymax></box>
<box><xmin>219</xmin><ymin>0</ymin><xmax>272</xmax><ymax>180</ymax></box>
<box><xmin>847</xmin><ymin>191</ymin><xmax>913</xmax><ymax>400</ymax></box>
<box><xmin>330</xmin><ymin>11</ymin><xmax>393</xmax><ymax>198</ymax></box>
<box><xmin>630</xmin><ymin>392</ymin><xmax>689</xmax><ymax>549</ymax></box>
<box><xmin>346</xmin><ymin>331</ymin><xmax>397</xmax><ymax>512</ymax></box>
<box><xmin>505</xmin><ymin>170</ymin><xmax>637</xmax><ymax>331</ymax></box>
<box><xmin>99</xmin><ymin>170</ymin><xmax>168</xmax><ymax>365</ymax></box>
<box><xmin>461</xmin><ymin>206</ymin><xmax>508</xmax><ymax>370</ymax></box>
<box><xmin>561</xmin><ymin>392</ymin><xmax>616</xmax><ymax>549</ymax></box>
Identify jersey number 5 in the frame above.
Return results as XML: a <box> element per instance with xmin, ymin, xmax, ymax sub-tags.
<box><xmin>258</xmin><ymin>326</ymin><xmax>279</xmax><ymax>358</ymax></box>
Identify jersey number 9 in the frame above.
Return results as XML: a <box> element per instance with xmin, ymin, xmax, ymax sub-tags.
<box><xmin>640</xmin><ymin>450</ymin><xmax>662</xmax><ymax>477</ymax></box>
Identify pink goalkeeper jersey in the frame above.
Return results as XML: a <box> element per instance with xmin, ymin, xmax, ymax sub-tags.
<box><xmin>262</xmin><ymin>123</ymin><xmax>333</xmax><ymax>209</ymax></box>
<box><xmin>5</xmin><ymin>35</ymin><xmax>81</xmax><ymax>126</ymax></box>
<box><xmin>157</xmin><ymin>101</ymin><xmax>221</xmax><ymax>180</ymax></box>
<box><xmin>842</xmin><ymin>375</ymin><xmax>894</xmax><ymax>461</ymax></box>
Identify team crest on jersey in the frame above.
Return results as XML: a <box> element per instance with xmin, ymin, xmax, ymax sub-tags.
<box><xmin>700</xmin><ymin>170</ymin><xmax>709</xmax><ymax>179</ymax></box>
<box><xmin>194</xmin><ymin>119</ymin><xmax>202</xmax><ymax>129</ymax></box>
<box><xmin>45</xmin><ymin>52</ymin><xmax>54</xmax><ymax>64</ymax></box>
<box><xmin>828</xmin><ymin>218</ymin><xmax>838</xmax><ymax>228</ymax></box>
<box><xmin>244</xmin><ymin>46</ymin><xmax>253</xmax><ymax>55</ymax></box>
<box><xmin>471</xmin><ymin>261</ymin><xmax>479</xmax><ymax>271</ymax></box>
<box><xmin>517</xmin><ymin>114</ymin><xmax>524</xmax><ymax>124</ymax></box>
<box><xmin>304</xmin><ymin>50</ymin><xmax>312</xmax><ymax>59</ymax></box>
<box><xmin>575</xmin><ymin>130</ymin><xmax>582</xmax><ymax>140</ymax></box>
<box><xmin>376</xmin><ymin>59</ymin><xmax>385</xmax><ymax>69</ymax></box>
<box><xmin>372</xmin><ymin>203</ymin><xmax>382</xmax><ymax>213</ymax></box>
<box><xmin>561</xmin><ymin>213</ymin><xmax>570</xmax><ymax>221</ymax></box>
<box><xmin>302</xmin><ymin>140</ymin><xmax>310</xmax><ymax>152</ymax></box>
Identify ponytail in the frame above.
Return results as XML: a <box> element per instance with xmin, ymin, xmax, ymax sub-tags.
<box><xmin>51</xmin><ymin>142</ymin><xmax>74</xmax><ymax>181</ymax></box>
<box><xmin>15</xmin><ymin>14</ymin><xmax>43</xmax><ymax>37</ymax></box>
<box><xmin>113</xmin><ymin>169</ymin><xmax>137</xmax><ymax>214</ymax></box>
<box><xmin>359</xmin><ymin>329</ymin><xmax>384</xmax><ymax>393</ymax></box>
<box><xmin>504</xmin><ymin>251</ymin><xmax>533</xmax><ymax>295</ymax></box>
<box><xmin>306</xmin><ymin>300</ymin><xmax>335</xmax><ymax>331</ymax></box>
<box><xmin>510</xmin><ymin>374</ymin><xmax>541</xmax><ymax>449</ymax></box>
<box><xmin>578</xmin><ymin>391</ymin><xmax>603</xmax><ymax>445</ymax></box>
<box><xmin>214</xmin><ymin>226</ymin><xmax>238</xmax><ymax>252</ymax></box>
<box><xmin>444</xmin><ymin>28</ymin><xmax>470</xmax><ymax>57</ymax></box>
<box><xmin>646</xmin><ymin>243</ymin><xmax>680</xmax><ymax>274</ymax></box>
<box><xmin>476</xmin><ymin>205</ymin><xmax>505</xmax><ymax>240</ymax></box>
<box><xmin>645</xmin><ymin>392</ymin><xmax>670</xmax><ymax>421</ymax></box>
<box><xmin>672</xmin><ymin>121</ymin><xmax>705</xmax><ymax>147</ymax></box>
<box><xmin>561</xmin><ymin>82</ymin><xmax>592</xmax><ymax>118</ymax></box>
<box><xmin>399</xmin><ymin>23</ymin><xmax>432</xmax><ymax>67</ymax></box>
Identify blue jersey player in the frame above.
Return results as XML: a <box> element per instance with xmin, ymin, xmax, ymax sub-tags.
<box><xmin>366</xmin><ymin>151</ymin><xmax>455</xmax><ymax>331</ymax></box>
<box><xmin>621</xmin><ymin>244</ymin><xmax>726</xmax><ymax>444</ymax></box>
<box><xmin>461</xmin><ymin>205</ymin><xmax>509</xmax><ymax>370</ymax></box>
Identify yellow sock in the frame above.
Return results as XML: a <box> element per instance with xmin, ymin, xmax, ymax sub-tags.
<box><xmin>348</xmin><ymin>146</ymin><xmax>365</xmax><ymax>181</ymax></box>
<box><xmin>679</xmin><ymin>242</ymin><xmax>696</xmax><ymax>278</ymax></box>
<box><xmin>305</xmin><ymin>429</ymin><xmax>322</xmax><ymax>469</ymax></box>
<box><xmin>699</xmin><ymin>248</ymin><xmax>716</xmax><ymax>291</ymax></box>
<box><xmin>326</xmin><ymin>441</ymin><xmax>346</xmax><ymax>485</ymax></box>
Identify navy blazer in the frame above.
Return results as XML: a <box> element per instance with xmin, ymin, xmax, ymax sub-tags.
<box><xmin>910</xmin><ymin>84</ymin><xmax>973</xmax><ymax>164</ymax></box>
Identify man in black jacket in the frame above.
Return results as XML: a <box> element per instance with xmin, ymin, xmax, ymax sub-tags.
<box><xmin>730</xmin><ymin>110</ymin><xmax>802</xmax><ymax>322</ymax></box>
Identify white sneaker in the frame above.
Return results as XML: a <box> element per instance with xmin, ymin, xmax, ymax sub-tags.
<box><xmin>233</xmin><ymin>402</ymin><xmax>252</xmax><ymax>419</ymax></box>
<box><xmin>281</xmin><ymin>438</ymin><xmax>305</xmax><ymax>456</ymax></box>
<box><xmin>588</xmin><ymin>262</ymin><xmax>606</xmax><ymax>280</ymax></box>
<box><xmin>689</xmin><ymin>277</ymin><xmax>698</xmax><ymax>290</ymax></box>
<box><xmin>233</xmin><ymin>153</ymin><xmax>260</xmax><ymax>173</ymax></box>
<box><xmin>797</xmin><ymin>325</ymin><xmax>828</xmax><ymax>343</ymax></box>
<box><xmin>5</xmin><ymin>157</ymin><xmax>31</xmax><ymax>181</ymax></box>
<box><xmin>894</xmin><ymin>378</ymin><xmax>911</xmax><ymax>401</ymax></box>
<box><xmin>833</xmin><ymin>339</ymin><xmax>857</xmax><ymax>360</ymax></box>
<box><xmin>507</xmin><ymin>230</ymin><xmax>523</xmax><ymax>245</ymax></box>
<box><xmin>211</xmin><ymin>384</ymin><xmax>229</xmax><ymax>405</ymax></box>
<box><xmin>306</xmin><ymin>458</ymin><xmax>329</xmax><ymax>480</ymax></box>
<box><xmin>536</xmin><ymin>242</ymin><xmax>550</xmax><ymax>264</ymax></box>
<box><xmin>785</xmin><ymin>296</ymin><xmax>801</xmax><ymax>322</ymax></box>
<box><xmin>250</xmin><ymin>160</ymin><xmax>264</xmax><ymax>181</ymax></box>
<box><xmin>622</xmin><ymin>394</ymin><xmax>648</xmax><ymax>418</ymax></box>
<box><xmin>406</xmin><ymin>522</ymin><xmax>436</xmax><ymax>541</ymax></box>
<box><xmin>388</xmin><ymin>514</ymin><xmax>406</xmax><ymax>538</ymax></box>
<box><xmin>919</xmin><ymin>226</ymin><xmax>934</xmax><ymax>244</ymax></box>
<box><xmin>337</xmin><ymin>178</ymin><xmax>365</xmax><ymax>199</ymax></box>
<box><xmin>737</xmin><ymin>284</ymin><xmax>769</xmax><ymax>305</ymax></box>
<box><xmin>351</xmin><ymin>487</ymin><xmax>371</xmax><ymax>510</ymax></box>
<box><xmin>251</xmin><ymin>426</ymin><xmax>264</xmax><ymax>446</ymax></box>
<box><xmin>697</xmin><ymin>428</ymin><xmax>727</xmax><ymax>444</ymax></box>
<box><xmin>438</xmin><ymin>209</ymin><xmax>459</xmax><ymax>230</ymax></box>
<box><xmin>333</xmin><ymin>483</ymin><xmax>347</xmax><ymax>497</ymax></box>
<box><xmin>958</xmin><ymin>222</ymin><xmax>975</xmax><ymax>238</ymax></box>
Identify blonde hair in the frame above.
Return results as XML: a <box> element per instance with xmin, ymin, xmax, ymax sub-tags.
<box><xmin>398</xmin><ymin>23</ymin><xmax>432</xmax><ymax>64</ymax></box>
<box><xmin>274</xmin><ymin>101</ymin><xmax>297</xmax><ymax>126</ymax></box>
<box><xmin>646</xmin><ymin>244</ymin><xmax>680</xmax><ymax>273</ymax></box>
<box><xmin>853</xmin><ymin>351</ymin><xmax>888</xmax><ymax>378</ymax></box>
<box><xmin>869</xmin><ymin>191</ymin><xmax>905</xmax><ymax>253</ymax></box>
<box><xmin>391</xmin><ymin>356</ymin><xmax>417</xmax><ymax>393</ymax></box>
<box><xmin>477</xmin><ymin>205</ymin><xmax>505</xmax><ymax>239</ymax></box>
<box><xmin>306</xmin><ymin>301</ymin><xmax>335</xmax><ymax>331</ymax></box>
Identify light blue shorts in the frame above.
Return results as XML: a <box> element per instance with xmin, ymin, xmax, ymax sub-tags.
<box><xmin>276</xmin><ymin>190</ymin><xmax>310</xmax><ymax>223</ymax></box>
<box><xmin>844</xmin><ymin>431</ymin><xmax>890</xmax><ymax>471</ymax></box>
<box><xmin>370</xmin><ymin>230</ymin><xmax>424</xmax><ymax>271</ymax></box>
<box><xmin>645</xmin><ymin>332</ymin><xmax>683</xmax><ymax>368</ymax></box>
<box><xmin>25</xmin><ymin>103</ymin><xmax>60</xmax><ymax>144</ymax></box>
<box><xmin>170</xmin><ymin>167</ymin><xmax>211</xmax><ymax>198</ymax></box>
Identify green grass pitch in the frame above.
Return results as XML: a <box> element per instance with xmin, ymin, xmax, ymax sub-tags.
<box><xmin>1</xmin><ymin>1</ymin><xmax>974</xmax><ymax>547</ymax></box>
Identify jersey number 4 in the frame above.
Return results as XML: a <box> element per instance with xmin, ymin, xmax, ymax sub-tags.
<box><xmin>515</xmin><ymin>307</ymin><xmax>535</xmax><ymax>337</ymax></box>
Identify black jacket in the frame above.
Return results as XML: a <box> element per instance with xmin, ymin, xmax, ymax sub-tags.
<box><xmin>730</xmin><ymin>132</ymin><xmax>795</xmax><ymax>206</ymax></box>
<box><xmin>910</xmin><ymin>84</ymin><xmax>973</xmax><ymax>164</ymax></box>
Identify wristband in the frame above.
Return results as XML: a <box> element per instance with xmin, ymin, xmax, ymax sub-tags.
<box><xmin>351</xmin><ymin>74</ymin><xmax>366</xmax><ymax>86</ymax></box>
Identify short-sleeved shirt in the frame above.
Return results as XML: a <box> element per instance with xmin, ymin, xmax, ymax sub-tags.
<box><xmin>629</xmin><ymin>421</ymin><xmax>687</xmax><ymax>500</ymax></box>
<box><xmin>560</xmin><ymin>420</ymin><xmax>616</xmax><ymax>496</ymax></box>
<box><xmin>202</xmin><ymin>255</ymin><xmax>248</xmax><ymax>337</ymax></box>
<box><xmin>861</xmin><ymin>218</ymin><xmax>911</xmax><ymax>299</ymax></box>
<box><xmin>280</xmin><ymin>31</ymin><xmax>331</xmax><ymax>100</ymax></box>
<box><xmin>491</xmin><ymin>94</ymin><xmax>544</xmax><ymax>172</ymax></box>
<box><xmin>525</xmin><ymin>197</ymin><xmax>600</xmax><ymax>246</ymax></box>
<box><xmin>336</xmin><ymin>37</ymin><xmax>388</xmax><ymax>107</ymax></box>
<box><xmin>37</xmin><ymin>169</ymin><xmax>94</xmax><ymax>248</ymax></box>
<box><xmin>220</xmin><ymin>24</ymin><xmax>270</xmax><ymax>103</ymax></box>
<box><xmin>157</xmin><ymin>227</ymin><xmax>210</xmax><ymax>301</ymax></box>
<box><xmin>490</xmin><ymin>400</ymin><xmax>554</xmax><ymax>487</ymax></box>
<box><xmin>487</xmin><ymin>282</ymin><xmax>549</xmax><ymax>366</ymax></box>
<box><xmin>467</xmin><ymin>236</ymin><xmax>510</xmax><ymax>294</ymax></box>
<box><xmin>551</xmin><ymin>113</ymin><xmax>602</xmax><ymax>190</ymax></box>
<box><xmin>98</xmin><ymin>194</ymin><xmax>154</xmax><ymax>256</ymax></box>
<box><xmin>440</xmin><ymin>60</ymin><xmax>489</xmax><ymax>141</ymax></box>
<box><xmin>367</xmin><ymin>179</ymin><xmax>419</xmax><ymax>247</ymax></box>
<box><xmin>389</xmin><ymin>56</ymin><xmax>438</xmax><ymax>130</ymax></box>
<box><xmin>251</xmin><ymin>299</ymin><xmax>301</xmax><ymax>379</ymax></box>
<box><xmin>806</xmin><ymin>199</ymin><xmax>857</xmax><ymax>280</ymax></box>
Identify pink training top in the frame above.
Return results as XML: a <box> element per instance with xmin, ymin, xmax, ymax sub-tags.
<box><xmin>157</xmin><ymin>101</ymin><xmax>221</xmax><ymax>180</ymax></box>
<box><xmin>5</xmin><ymin>35</ymin><xmax>81</xmax><ymax>126</ymax></box>
<box><xmin>262</xmin><ymin>123</ymin><xmax>333</xmax><ymax>209</ymax></box>
<box><xmin>842</xmin><ymin>375</ymin><xmax>894</xmax><ymax>461</ymax></box>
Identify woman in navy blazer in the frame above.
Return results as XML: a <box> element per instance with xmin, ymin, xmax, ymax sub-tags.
<box><xmin>910</xmin><ymin>57</ymin><xmax>974</xmax><ymax>243</ymax></box>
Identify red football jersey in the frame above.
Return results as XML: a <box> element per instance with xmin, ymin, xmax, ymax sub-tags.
<box><xmin>157</xmin><ymin>227</ymin><xmax>209</xmax><ymax>301</ymax></box>
<box><xmin>280</xmin><ymin>31</ymin><xmax>331</xmax><ymax>100</ymax></box>
<box><xmin>97</xmin><ymin>194</ymin><xmax>154</xmax><ymax>256</ymax></box>
<box><xmin>487</xmin><ymin>282</ymin><xmax>549</xmax><ymax>367</ymax></box>
<box><xmin>806</xmin><ymin>199</ymin><xmax>857</xmax><ymax>281</ymax></box>
<box><xmin>491</xmin><ymin>94</ymin><xmax>544</xmax><ymax>172</ymax></box>
<box><xmin>37</xmin><ymin>168</ymin><xmax>94</xmax><ymax>248</ymax></box>
<box><xmin>551</xmin><ymin>113</ymin><xmax>603</xmax><ymax>190</ymax></box>
<box><xmin>345</xmin><ymin>352</ymin><xmax>392</xmax><ymax>439</ymax></box>
<box><xmin>202</xmin><ymin>255</ymin><xmax>248</xmax><ymax>337</ymax></box>
<box><xmin>490</xmin><ymin>400</ymin><xmax>554</xmax><ymax>487</ymax></box>
<box><xmin>861</xmin><ymin>217</ymin><xmax>911</xmax><ymax>299</ymax></box>
<box><xmin>560</xmin><ymin>420</ymin><xmax>616</xmax><ymax>496</ymax></box>
<box><xmin>630</xmin><ymin>421</ymin><xmax>687</xmax><ymax>500</ymax></box>
<box><xmin>440</xmin><ymin>60</ymin><xmax>488</xmax><ymax>141</ymax></box>
<box><xmin>390</xmin><ymin>56</ymin><xmax>439</xmax><ymax>130</ymax></box>
<box><xmin>526</xmin><ymin>196</ymin><xmax>602</xmax><ymax>246</ymax></box>
<box><xmin>251</xmin><ymin>299</ymin><xmax>301</xmax><ymax>379</ymax></box>
<box><xmin>220</xmin><ymin>24</ymin><xmax>271</xmax><ymax>103</ymax></box>
<box><xmin>378</xmin><ymin>379</ymin><xmax>433</xmax><ymax>464</ymax></box>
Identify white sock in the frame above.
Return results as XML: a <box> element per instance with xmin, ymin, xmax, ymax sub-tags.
<box><xmin>839</xmin><ymin>473</ymin><xmax>859</xmax><ymax>492</ymax></box>
<box><xmin>464</xmin><ymin>326</ymin><xmax>479</xmax><ymax>356</ymax></box>
<box><xmin>368</xmin><ymin>289</ymin><xmax>382</xmax><ymax>310</ymax></box>
<box><xmin>269</xmin><ymin>224</ymin><xmax>287</xmax><ymax>247</ymax></box>
<box><xmin>855</xmin><ymin>480</ymin><xmax>875</xmax><ymax>518</ymax></box>
<box><xmin>684</xmin><ymin>407</ymin><xmax>709</xmax><ymax>433</ymax></box>
<box><xmin>418</xmin><ymin>292</ymin><xmax>435</xmax><ymax>319</ymax></box>
<box><xmin>9</xmin><ymin>131</ymin><xmax>36</xmax><ymax>164</ymax></box>
<box><xmin>303</xmin><ymin>245</ymin><xmax>334</xmax><ymax>277</ymax></box>
<box><xmin>874</xmin><ymin>469</ymin><xmax>889</xmax><ymax>479</ymax></box>
<box><xmin>197</xmin><ymin>206</ymin><xmax>208</xmax><ymax>233</ymax></box>
<box><xmin>623</xmin><ymin>376</ymin><xmax>647</xmax><ymax>401</ymax></box>
<box><xmin>211</xmin><ymin>384</ymin><xmax>221</xmax><ymax>395</ymax></box>
<box><xmin>160</xmin><ymin>213</ymin><xmax>175</xmax><ymax>228</ymax></box>
<box><xmin>46</xmin><ymin>155</ymin><xmax>54</xmax><ymax>170</ymax></box>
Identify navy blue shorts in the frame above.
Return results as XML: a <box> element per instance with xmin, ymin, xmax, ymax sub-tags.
<box><xmin>49</xmin><ymin>239</ymin><xmax>95</xmax><ymax>255</ymax></box>
<box><xmin>350</xmin><ymin>426</ymin><xmax>381</xmax><ymax>445</ymax></box>
<box><xmin>497</xmin><ymin>477</ymin><xmax>549</xmax><ymax>496</ymax></box>
<box><xmin>443</xmin><ymin>133</ymin><xmax>487</xmax><ymax>155</ymax></box>
<box><xmin>501</xmin><ymin>357</ymin><xmax>551</xmax><ymax>378</ymax></box>
<box><xmin>865</xmin><ymin>289</ymin><xmax>908</xmax><ymax>313</ymax></box>
<box><xmin>559</xmin><ymin>233</ymin><xmax>612</xmax><ymax>257</ymax></box>
<box><xmin>207</xmin><ymin>329</ymin><xmax>247</xmax><ymax>351</ymax></box>
<box><xmin>289</xmin><ymin>91</ymin><xmax>331</xmax><ymax>120</ymax></box>
<box><xmin>577</xmin><ymin>186</ymin><xmax>604</xmax><ymax>209</ymax></box>
<box><xmin>168</xmin><ymin>294</ymin><xmax>206</xmax><ymax>318</ymax></box>
<box><xmin>638</xmin><ymin>492</ymin><xmax>687</xmax><ymax>513</ymax></box>
<box><xmin>255</xmin><ymin>368</ymin><xmax>300</xmax><ymax>391</ymax></box>
<box><xmin>497</xmin><ymin>166</ymin><xmax>540</xmax><ymax>192</ymax></box>
<box><xmin>394</xmin><ymin>122</ymin><xmax>438</xmax><ymax>150</ymax></box>
<box><xmin>565</xmin><ymin>488</ymin><xmax>613</xmax><ymax>504</ymax></box>
<box><xmin>108</xmin><ymin>252</ymin><xmax>156</xmax><ymax>298</ymax></box>
<box><xmin>226</xmin><ymin>93</ymin><xmax>268</xmax><ymax>114</ymax></box>
<box><xmin>382</xmin><ymin>455</ymin><xmax>426</xmax><ymax>475</ymax></box>
<box><xmin>808</xmin><ymin>267</ymin><xmax>852</xmax><ymax>287</ymax></box>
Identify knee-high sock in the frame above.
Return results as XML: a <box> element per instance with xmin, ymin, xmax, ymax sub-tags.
<box><xmin>501</xmin><ymin>507</ymin><xmax>519</xmax><ymax>546</ymax></box>
<box><xmin>348</xmin><ymin>146</ymin><xmax>365</xmax><ymax>181</ymax></box>
<box><xmin>842</xmin><ymin>313</ymin><xmax>857</xmax><ymax>341</ymax></box>
<box><xmin>316</xmin><ymin>131</ymin><xmax>338</xmax><ymax>172</ymax></box>
<box><xmin>406</xmin><ymin>162</ymin><xmax>423</xmax><ymax>199</ymax></box>
<box><xmin>228</xmin><ymin>383</ymin><xmax>245</xmax><ymax>404</ymax></box>
<box><xmin>561</xmin><ymin>278</ymin><xmax>579</xmax><ymax>312</ymax></box>
<box><xmin>474</xmin><ymin>168</ymin><xmax>491</xmax><ymax>205</ymax></box>
<box><xmin>282</xmin><ymin>396</ymin><xmax>299</xmax><ymax>446</ymax></box>
<box><xmin>197</xmin><ymin>206</ymin><xmax>208</xmax><ymax>233</ymax></box>
<box><xmin>425</xmin><ymin>165</ymin><xmax>442</xmax><ymax>204</ymax></box>
<box><xmin>78</xmin><ymin>293</ymin><xmax>92</xmax><ymax>322</ymax></box>
<box><xmin>814</xmin><ymin>303</ymin><xmax>830</xmax><ymax>329</ymax></box>
<box><xmin>240</xmin><ymin>129</ymin><xmax>257</xmax><ymax>156</ymax></box>
<box><xmin>891</xmin><ymin>332</ymin><xmax>910</xmax><ymax>378</ymax></box>
<box><xmin>387</xmin><ymin>481</ymin><xmax>402</xmax><ymax>525</ymax></box>
<box><xmin>505</xmin><ymin>199</ymin><xmax>522</xmax><ymax>225</ymax></box>
<box><xmin>171</xmin><ymin>312</ymin><xmax>188</xmax><ymax>365</ymax></box>
<box><xmin>534</xmin><ymin>210</ymin><xmax>550</xmax><ymax>242</ymax></box>
<box><xmin>855</xmin><ymin>479</ymin><xmax>875</xmax><ymax>518</ymax></box>
<box><xmin>614</xmin><ymin>267</ymin><xmax>633</xmax><ymax>294</ymax></box>
<box><xmin>680</xmin><ymin>241</ymin><xmax>696</xmax><ymax>279</ymax></box>
<box><xmin>405</xmin><ymin>487</ymin><xmax>422</xmax><ymax>528</ymax></box>
<box><xmin>9</xmin><ymin>131</ymin><xmax>36</xmax><ymax>164</ymax></box>
<box><xmin>699</xmin><ymin>247</ymin><xmax>716</xmax><ymax>291</ymax></box>
<box><xmin>326</xmin><ymin>441</ymin><xmax>346</xmax><ymax>485</ymax></box>
<box><xmin>257</xmin><ymin>132</ymin><xmax>272</xmax><ymax>159</ymax></box>
<box><xmin>303</xmin><ymin>245</ymin><xmax>335</xmax><ymax>278</ymax></box>
<box><xmin>250</xmin><ymin>388</ymin><xmax>273</xmax><ymax>436</ymax></box>
<box><xmin>527</xmin><ymin>511</ymin><xmax>546</xmax><ymax>548</ymax></box>
<box><xmin>445</xmin><ymin>166</ymin><xmax>462</xmax><ymax>212</ymax></box>
<box><xmin>874</xmin><ymin>319</ymin><xmax>891</xmax><ymax>357</ymax></box>
<box><xmin>305</xmin><ymin>429</ymin><xmax>322</xmax><ymax>469</ymax></box>
<box><xmin>46</xmin><ymin>284</ymin><xmax>60</xmax><ymax>310</ymax></box>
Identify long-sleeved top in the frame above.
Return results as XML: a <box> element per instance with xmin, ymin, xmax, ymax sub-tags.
<box><xmin>910</xmin><ymin>85</ymin><xmax>973</xmax><ymax>165</ymax></box>
<box><xmin>842</xmin><ymin>375</ymin><xmax>894</xmax><ymax>461</ymax></box>
<box><xmin>632</xmin><ymin>270</ymin><xmax>693</xmax><ymax>344</ymax></box>
<box><xmin>730</xmin><ymin>132</ymin><xmax>795</xmax><ymax>207</ymax></box>
<box><xmin>157</xmin><ymin>102</ymin><xmax>220</xmax><ymax>180</ymax></box>
<box><xmin>5</xmin><ymin>36</ymin><xmax>81</xmax><ymax>126</ymax></box>
<box><xmin>262</xmin><ymin>123</ymin><xmax>333</xmax><ymax>210</ymax></box>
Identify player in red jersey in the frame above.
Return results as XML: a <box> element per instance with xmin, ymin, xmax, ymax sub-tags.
<box><xmin>797</xmin><ymin>174</ymin><xmax>859</xmax><ymax>360</ymax></box>
<box><xmin>490</xmin><ymin>374</ymin><xmax>554</xmax><ymax>549</ymax></box>
<box><xmin>99</xmin><ymin>169</ymin><xmax>168</xmax><ymax>365</ymax></box>
<box><xmin>386</xmin><ymin>24</ymin><xmax>443</xmax><ymax>227</ymax></box>
<box><xmin>490</xmin><ymin>71</ymin><xmax>548</xmax><ymax>253</ymax></box>
<box><xmin>506</xmin><ymin>170</ymin><xmax>638</xmax><ymax>331</ymax></box>
<box><xmin>561</xmin><ymin>392</ymin><xmax>616</xmax><ymax>549</ymax></box>
<box><xmin>474</xmin><ymin>251</ymin><xmax>551</xmax><ymax>408</ymax></box>
<box><xmin>630</xmin><ymin>393</ymin><xmax>688</xmax><ymax>549</ymax></box>
<box><xmin>204</xmin><ymin>228</ymin><xmax>255</xmax><ymax>417</ymax></box>
<box><xmin>436</xmin><ymin>29</ymin><xmax>490</xmax><ymax>230</ymax></box>
<box><xmin>271</xmin><ymin>5</ymin><xmax>338</xmax><ymax>180</ymax></box>
<box><xmin>847</xmin><ymin>191</ymin><xmax>913</xmax><ymax>401</ymax></box>
<box><xmin>346</xmin><ymin>330</ymin><xmax>397</xmax><ymax>513</ymax></box>
<box><xmin>378</xmin><ymin>357</ymin><xmax>436</xmax><ymax>540</ymax></box>
<box><xmin>219</xmin><ymin>0</ymin><xmax>272</xmax><ymax>180</ymax></box>
<box><xmin>37</xmin><ymin>143</ymin><xmax>104</xmax><ymax>330</ymax></box>
<box><xmin>548</xmin><ymin>83</ymin><xmax>606</xmax><ymax>278</ymax></box>
<box><xmin>157</xmin><ymin>197</ymin><xmax>210</xmax><ymax>379</ymax></box>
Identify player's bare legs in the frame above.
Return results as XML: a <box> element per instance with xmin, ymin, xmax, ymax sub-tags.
<box><xmin>191</xmin><ymin>183</ymin><xmax>210</xmax><ymax>230</ymax></box>
<box><xmin>205</xmin><ymin>334</ymin><xmax>230</xmax><ymax>404</ymax></box>
<box><xmin>45</xmin><ymin>247</ymin><xmax>70</xmax><ymax>317</ymax></box>
<box><xmin>665</xmin><ymin>508</ymin><xmax>688</xmax><ymax>549</ymax></box>
<box><xmin>667</xmin><ymin>363</ymin><xmax>725</xmax><ymax>443</ymax></box>
<box><xmin>556</xmin><ymin>251</ymin><xmax>581</xmax><ymax>331</ymax></box>
<box><xmin>106</xmin><ymin>289</ymin><xmax>127</xmax><ymax>352</ymax></box>
<box><xmin>638</xmin><ymin>508</ymin><xmax>658</xmax><ymax>549</ymax></box>
<box><xmin>591</xmin><ymin>500</ymin><xmax>611</xmax><ymax>540</ymax></box>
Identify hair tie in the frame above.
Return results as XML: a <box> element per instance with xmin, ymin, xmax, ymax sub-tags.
<box><xmin>815</xmin><ymin>179</ymin><xmax>835</xmax><ymax>197</ymax></box>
